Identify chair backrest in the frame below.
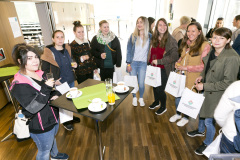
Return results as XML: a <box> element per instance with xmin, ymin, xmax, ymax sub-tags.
<box><xmin>234</xmin><ymin>108</ymin><xmax>240</xmax><ymax>152</ymax></box>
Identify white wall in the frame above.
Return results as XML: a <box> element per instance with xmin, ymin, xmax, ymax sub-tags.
<box><xmin>171</xmin><ymin>0</ymin><xmax>208</xmax><ymax>32</ymax></box>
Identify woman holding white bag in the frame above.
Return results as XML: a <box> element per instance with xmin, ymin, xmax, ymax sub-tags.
<box><xmin>126</xmin><ymin>16</ymin><xmax>152</xmax><ymax>107</ymax></box>
<box><xmin>190</xmin><ymin>27</ymin><xmax>239</xmax><ymax>155</ymax></box>
<box><xmin>169</xmin><ymin>22</ymin><xmax>210</xmax><ymax>127</ymax></box>
<box><xmin>149</xmin><ymin>18</ymin><xmax>178</xmax><ymax>115</ymax></box>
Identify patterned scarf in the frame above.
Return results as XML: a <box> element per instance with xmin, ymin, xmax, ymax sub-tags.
<box><xmin>96</xmin><ymin>30</ymin><xmax>115</xmax><ymax>45</ymax></box>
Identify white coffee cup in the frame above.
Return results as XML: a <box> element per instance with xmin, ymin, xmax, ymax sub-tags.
<box><xmin>92</xmin><ymin>98</ymin><xmax>102</xmax><ymax>108</ymax></box>
<box><xmin>69</xmin><ymin>87</ymin><xmax>78</xmax><ymax>98</ymax></box>
<box><xmin>117</xmin><ymin>81</ymin><xmax>125</xmax><ymax>91</ymax></box>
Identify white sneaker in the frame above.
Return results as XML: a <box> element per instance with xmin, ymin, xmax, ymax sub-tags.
<box><xmin>176</xmin><ymin>118</ymin><xmax>189</xmax><ymax>127</ymax></box>
<box><xmin>138</xmin><ymin>98</ymin><xmax>145</xmax><ymax>107</ymax></box>
<box><xmin>132</xmin><ymin>97</ymin><xmax>138</xmax><ymax>106</ymax></box>
<box><xmin>169</xmin><ymin>114</ymin><xmax>181</xmax><ymax>123</ymax></box>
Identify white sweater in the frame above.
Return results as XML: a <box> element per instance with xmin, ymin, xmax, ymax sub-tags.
<box><xmin>214</xmin><ymin>81</ymin><xmax>240</xmax><ymax>142</ymax></box>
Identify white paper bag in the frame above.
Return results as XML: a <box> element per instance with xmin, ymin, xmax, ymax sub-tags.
<box><xmin>56</xmin><ymin>82</ymin><xmax>73</xmax><ymax>123</ymax></box>
<box><xmin>145</xmin><ymin>65</ymin><xmax>161</xmax><ymax>87</ymax></box>
<box><xmin>124</xmin><ymin>75</ymin><xmax>139</xmax><ymax>93</ymax></box>
<box><xmin>113</xmin><ymin>66</ymin><xmax>123</xmax><ymax>83</ymax></box>
<box><xmin>165</xmin><ymin>71</ymin><xmax>186</xmax><ymax>97</ymax></box>
<box><xmin>177</xmin><ymin>87</ymin><xmax>205</xmax><ymax>119</ymax></box>
<box><xmin>203</xmin><ymin>131</ymin><xmax>222</xmax><ymax>158</ymax></box>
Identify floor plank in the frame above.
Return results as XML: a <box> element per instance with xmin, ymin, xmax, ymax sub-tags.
<box><xmin>0</xmin><ymin>85</ymin><xmax>210</xmax><ymax>160</ymax></box>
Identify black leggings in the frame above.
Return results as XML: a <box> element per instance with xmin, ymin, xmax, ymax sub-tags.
<box><xmin>76</xmin><ymin>72</ymin><xmax>94</xmax><ymax>84</ymax></box>
<box><xmin>153</xmin><ymin>68</ymin><xmax>168</xmax><ymax>109</ymax></box>
<box><xmin>100</xmin><ymin>68</ymin><xmax>114</xmax><ymax>81</ymax></box>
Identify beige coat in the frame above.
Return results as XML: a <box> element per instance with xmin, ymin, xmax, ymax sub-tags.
<box><xmin>179</xmin><ymin>41</ymin><xmax>210</xmax><ymax>92</ymax></box>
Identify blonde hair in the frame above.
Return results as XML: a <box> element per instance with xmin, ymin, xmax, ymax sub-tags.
<box><xmin>180</xmin><ymin>16</ymin><xmax>191</xmax><ymax>25</ymax></box>
<box><xmin>132</xmin><ymin>16</ymin><xmax>149</xmax><ymax>47</ymax></box>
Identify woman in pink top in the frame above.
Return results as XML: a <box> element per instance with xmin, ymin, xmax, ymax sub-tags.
<box><xmin>169</xmin><ymin>22</ymin><xmax>211</xmax><ymax>127</ymax></box>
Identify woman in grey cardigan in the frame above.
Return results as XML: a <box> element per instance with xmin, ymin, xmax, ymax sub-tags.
<box><xmin>149</xmin><ymin>18</ymin><xmax>179</xmax><ymax>115</ymax></box>
<box><xmin>187</xmin><ymin>27</ymin><xmax>240</xmax><ymax>156</ymax></box>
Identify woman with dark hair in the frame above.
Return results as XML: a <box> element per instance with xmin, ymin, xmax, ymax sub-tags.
<box><xmin>148</xmin><ymin>17</ymin><xmax>155</xmax><ymax>34</ymax></box>
<box><xmin>41</xmin><ymin>30</ymin><xmax>80</xmax><ymax>131</ymax></box>
<box><xmin>169</xmin><ymin>22</ymin><xmax>211</xmax><ymax>127</ymax></box>
<box><xmin>206</xmin><ymin>17</ymin><xmax>224</xmax><ymax>40</ymax></box>
<box><xmin>149</xmin><ymin>18</ymin><xmax>178</xmax><ymax>115</ymax></box>
<box><xmin>10</xmin><ymin>43</ymin><xmax>69</xmax><ymax>160</ymax></box>
<box><xmin>188</xmin><ymin>27</ymin><xmax>239</xmax><ymax>155</ymax></box>
<box><xmin>90</xmin><ymin>20</ymin><xmax>122</xmax><ymax>81</ymax></box>
<box><xmin>126</xmin><ymin>16</ymin><xmax>152</xmax><ymax>107</ymax></box>
<box><xmin>70</xmin><ymin>20</ymin><xmax>97</xmax><ymax>84</ymax></box>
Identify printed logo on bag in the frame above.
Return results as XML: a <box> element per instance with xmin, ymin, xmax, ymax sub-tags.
<box><xmin>151</xmin><ymin>73</ymin><xmax>154</xmax><ymax>76</ymax></box>
<box><xmin>173</xmin><ymin>80</ymin><xmax>176</xmax><ymax>84</ymax></box>
<box><xmin>188</xmin><ymin>100</ymin><xmax>193</xmax><ymax>105</ymax></box>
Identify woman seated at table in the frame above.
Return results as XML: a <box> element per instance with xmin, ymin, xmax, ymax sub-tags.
<box><xmin>70</xmin><ymin>20</ymin><xmax>97</xmax><ymax>84</ymax></box>
<box><xmin>41</xmin><ymin>30</ymin><xmax>80</xmax><ymax>131</ymax></box>
<box><xmin>10</xmin><ymin>43</ymin><xmax>68</xmax><ymax>160</ymax></box>
<box><xmin>90</xmin><ymin>20</ymin><xmax>122</xmax><ymax>81</ymax></box>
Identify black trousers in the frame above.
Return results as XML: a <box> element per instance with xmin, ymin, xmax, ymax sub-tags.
<box><xmin>100</xmin><ymin>68</ymin><xmax>114</xmax><ymax>81</ymax></box>
<box><xmin>76</xmin><ymin>72</ymin><xmax>94</xmax><ymax>84</ymax></box>
<box><xmin>153</xmin><ymin>68</ymin><xmax>168</xmax><ymax>109</ymax></box>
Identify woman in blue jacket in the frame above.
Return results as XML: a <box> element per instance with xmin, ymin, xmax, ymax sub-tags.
<box><xmin>126</xmin><ymin>16</ymin><xmax>152</xmax><ymax>107</ymax></box>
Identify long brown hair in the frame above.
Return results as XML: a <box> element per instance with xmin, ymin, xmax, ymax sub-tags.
<box><xmin>152</xmin><ymin>18</ymin><xmax>168</xmax><ymax>48</ymax></box>
<box><xmin>178</xmin><ymin>22</ymin><xmax>206</xmax><ymax>57</ymax></box>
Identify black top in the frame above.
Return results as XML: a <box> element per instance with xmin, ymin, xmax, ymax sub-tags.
<box><xmin>70</xmin><ymin>40</ymin><xmax>97</xmax><ymax>75</ymax></box>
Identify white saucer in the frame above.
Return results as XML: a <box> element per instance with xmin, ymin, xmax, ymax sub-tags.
<box><xmin>66</xmin><ymin>90</ymin><xmax>82</xmax><ymax>99</ymax></box>
<box><xmin>113</xmin><ymin>86</ymin><xmax>129</xmax><ymax>93</ymax></box>
<box><xmin>88</xmin><ymin>101</ymin><xmax>107</xmax><ymax>112</ymax></box>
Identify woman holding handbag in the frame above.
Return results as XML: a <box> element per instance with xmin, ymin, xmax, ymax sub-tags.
<box><xmin>90</xmin><ymin>20</ymin><xmax>122</xmax><ymax>81</ymax></box>
<box><xmin>126</xmin><ymin>16</ymin><xmax>152</xmax><ymax>107</ymax></box>
<box><xmin>70</xmin><ymin>20</ymin><xmax>97</xmax><ymax>84</ymax></box>
<box><xmin>149</xmin><ymin>18</ymin><xmax>178</xmax><ymax>115</ymax></box>
<box><xmin>189</xmin><ymin>27</ymin><xmax>239</xmax><ymax>155</ymax></box>
<box><xmin>10</xmin><ymin>43</ymin><xmax>69</xmax><ymax>160</ymax></box>
<box><xmin>169</xmin><ymin>22</ymin><xmax>211</xmax><ymax>127</ymax></box>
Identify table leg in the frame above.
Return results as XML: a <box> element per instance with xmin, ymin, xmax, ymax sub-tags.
<box><xmin>3</xmin><ymin>80</ymin><xmax>19</xmax><ymax>113</ymax></box>
<box><xmin>1</xmin><ymin>80</ymin><xmax>18</xmax><ymax>142</ymax></box>
<box><xmin>95</xmin><ymin>120</ymin><xmax>105</xmax><ymax>160</ymax></box>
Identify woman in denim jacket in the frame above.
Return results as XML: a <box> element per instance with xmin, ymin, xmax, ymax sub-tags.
<box><xmin>126</xmin><ymin>16</ymin><xmax>152</xmax><ymax>107</ymax></box>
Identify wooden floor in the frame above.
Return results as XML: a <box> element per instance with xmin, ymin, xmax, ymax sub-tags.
<box><xmin>0</xmin><ymin>85</ymin><xmax>212</xmax><ymax>160</ymax></box>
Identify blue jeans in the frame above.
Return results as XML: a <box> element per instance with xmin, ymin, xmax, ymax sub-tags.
<box><xmin>130</xmin><ymin>61</ymin><xmax>147</xmax><ymax>98</ymax></box>
<box><xmin>68</xmin><ymin>81</ymin><xmax>75</xmax><ymax>88</ymax></box>
<box><xmin>220</xmin><ymin>133</ymin><xmax>238</xmax><ymax>153</ymax></box>
<box><xmin>175</xmin><ymin>97</ymin><xmax>189</xmax><ymax>119</ymax></box>
<box><xmin>198</xmin><ymin>117</ymin><xmax>215</xmax><ymax>145</ymax></box>
<box><xmin>30</xmin><ymin>123</ymin><xmax>59</xmax><ymax>160</ymax></box>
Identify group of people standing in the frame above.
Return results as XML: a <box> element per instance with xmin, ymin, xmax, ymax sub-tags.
<box><xmin>9</xmin><ymin>14</ymin><xmax>240</xmax><ymax>160</ymax></box>
<box><xmin>127</xmin><ymin>15</ymin><xmax>240</xmax><ymax>156</ymax></box>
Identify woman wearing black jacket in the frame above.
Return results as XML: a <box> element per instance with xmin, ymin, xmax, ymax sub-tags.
<box><xmin>10</xmin><ymin>43</ymin><xmax>68</xmax><ymax>160</ymax></box>
<box><xmin>91</xmin><ymin>20</ymin><xmax>122</xmax><ymax>81</ymax></box>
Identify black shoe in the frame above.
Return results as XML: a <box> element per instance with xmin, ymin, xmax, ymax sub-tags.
<box><xmin>155</xmin><ymin>107</ymin><xmax>167</xmax><ymax>115</ymax></box>
<box><xmin>73</xmin><ymin>116</ymin><xmax>80</xmax><ymax>123</ymax></box>
<box><xmin>63</xmin><ymin>122</ymin><xmax>74</xmax><ymax>131</ymax></box>
<box><xmin>194</xmin><ymin>143</ymin><xmax>207</xmax><ymax>155</ymax></box>
<box><xmin>51</xmin><ymin>152</ymin><xmax>69</xmax><ymax>160</ymax></box>
<box><xmin>187</xmin><ymin>130</ymin><xmax>205</xmax><ymax>137</ymax></box>
<box><xmin>149</xmin><ymin>101</ymin><xmax>160</xmax><ymax>109</ymax></box>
